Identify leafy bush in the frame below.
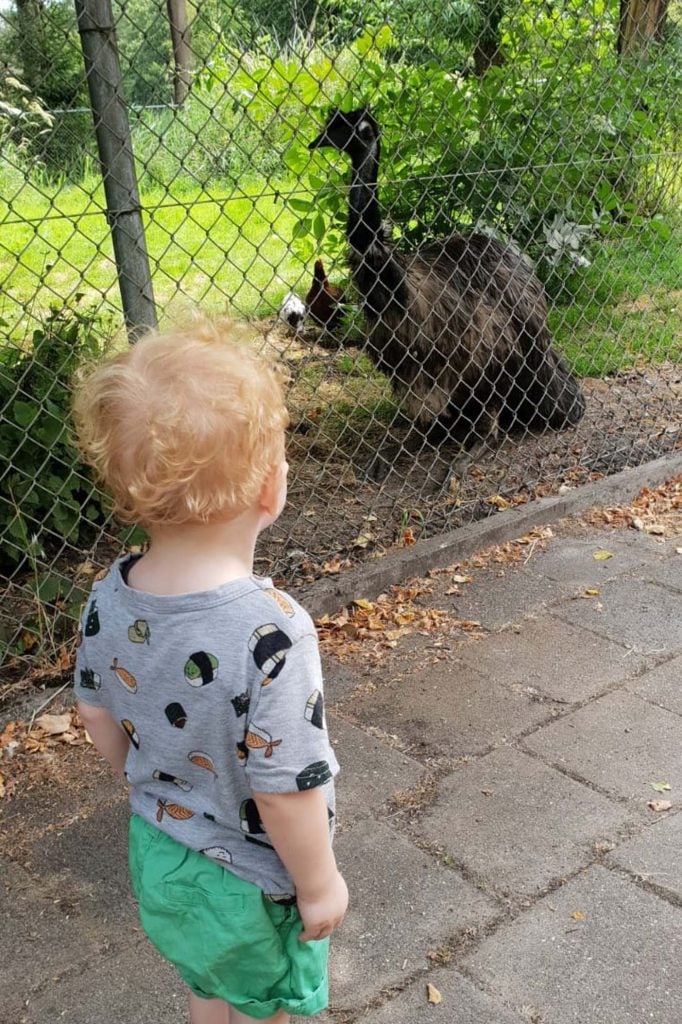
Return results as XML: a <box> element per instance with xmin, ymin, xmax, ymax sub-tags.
<box><xmin>229</xmin><ymin>5</ymin><xmax>680</xmax><ymax>291</ymax></box>
<box><xmin>0</xmin><ymin>304</ymin><xmax>112</xmax><ymax>573</ymax></box>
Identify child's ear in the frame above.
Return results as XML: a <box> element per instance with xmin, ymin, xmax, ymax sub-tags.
<box><xmin>258</xmin><ymin>464</ymin><xmax>282</xmax><ymax>518</ymax></box>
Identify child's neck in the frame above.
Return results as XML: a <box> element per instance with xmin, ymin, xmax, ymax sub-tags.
<box><xmin>128</xmin><ymin>513</ymin><xmax>265</xmax><ymax>596</ymax></box>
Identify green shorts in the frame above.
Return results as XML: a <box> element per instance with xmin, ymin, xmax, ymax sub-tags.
<box><xmin>128</xmin><ymin>814</ymin><xmax>329</xmax><ymax>1019</ymax></box>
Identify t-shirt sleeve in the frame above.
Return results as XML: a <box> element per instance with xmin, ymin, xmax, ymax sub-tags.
<box><xmin>73</xmin><ymin>597</ymin><xmax>108</xmax><ymax>708</ymax></box>
<box><xmin>244</xmin><ymin>631</ymin><xmax>339</xmax><ymax>795</ymax></box>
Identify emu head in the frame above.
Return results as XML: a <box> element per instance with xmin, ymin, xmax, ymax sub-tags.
<box><xmin>309</xmin><ymin>108</ymin><xmax>380</xmax><ymax>160</ymax></box>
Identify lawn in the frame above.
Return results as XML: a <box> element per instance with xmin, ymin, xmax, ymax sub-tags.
<box><xmin>1</xmin><ymin>167</ymin><xmax>680</xmax><ymax>378</ymax></box>
<box><xmin>0</xmin><ymin>175</ymin><xmax>306</xmax><ymax>337</ymax></box>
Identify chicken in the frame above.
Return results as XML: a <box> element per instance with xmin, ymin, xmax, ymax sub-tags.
<box><xmin>305</xmin><ymin>260</ymin><xmax>345</xmax><ymax>328</ymax></box>
<box><xmin>278</xmin><ymin>292</ymin><xmax>307</xmax><ymax>332</ymax></box>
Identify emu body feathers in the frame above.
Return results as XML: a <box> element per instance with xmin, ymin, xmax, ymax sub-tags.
<box><xmin>309</xmin><ymin>109</ymin><xmax>585</xmax><ymax>448</ymax></box>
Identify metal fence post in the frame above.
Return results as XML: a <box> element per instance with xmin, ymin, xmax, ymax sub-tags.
<box><xmin>74</xmin><ymin>0</ymin><xmax>157</xmax><ymax>340</ymax></box>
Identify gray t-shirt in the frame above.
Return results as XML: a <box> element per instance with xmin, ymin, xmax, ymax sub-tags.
<box><xmin>74</xmin><ymin>555</ymin><xmax>339</xmax><ymax>896</ymax></box>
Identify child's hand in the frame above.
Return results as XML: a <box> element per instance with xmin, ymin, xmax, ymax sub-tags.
<box><xmin>297</xmin><ymin>869</ymin><xmax>348</xmax><ymax>942</ymax></box>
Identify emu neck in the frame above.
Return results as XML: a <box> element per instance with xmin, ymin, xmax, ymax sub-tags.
<box><xmin>348</xmin><ymin>142</ymin><xmax>383</xmax><ymax>254</ymax></box>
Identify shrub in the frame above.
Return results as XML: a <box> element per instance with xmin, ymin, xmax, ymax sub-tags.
<box><xmin>0</xmin><ymin>304</ymin><xmax>112</xmax><ymax>573</ymax></box>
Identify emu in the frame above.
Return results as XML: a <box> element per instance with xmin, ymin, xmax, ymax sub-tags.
<box><xmin>308</xmin><ymin>108</ymin><xmax>585</xmax><ymax>477</ymax></box>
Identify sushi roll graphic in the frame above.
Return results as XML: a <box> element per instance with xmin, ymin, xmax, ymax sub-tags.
<box><xmin>202</xmin><ymin>847</ymin><xmax>232</xmax><ymax>865</ymax></box>
<box><xmin>266</xmin><ymin>589</ymin><xmax>295</xmax><ymax>617</ymax></box>
<box><xmin>165</xmin><ymin>702</ymin><xmax>187</xmax><ymax>729</ymax></box>
<box><xmin>84</xmin><ymin>599</ymin><xmax>100</xmax><ymax>637</ymax></box>
<box><xmin>188</xmin><ymin>751</ymin><xmax>218</xmax><ymax>778</ymax></box>
<box><xmin>156</xmin><ymin>799</ymin><xmax>194</xmax><ymax>822</ymax></box>
<box><xmin>111</xmin><ymin>658</ymin><xmax>137</xmax><ymax>693</ymax></box>
<box><xmin>236</xmin><ymin>740</ymin><xmax>249</xmax><ymax>764</ymax></box>
<box><xmin>184</xmin><ymin>651</ymin><xmax>219</xmax><ymax>687</ymax></box>
<box><xmin>121</xmin><ymin>719</ymin><xmax>140</xmax><ymax>749</ymax></box>
<box><xmin>248</xmin><ymin>624</ymin><xmax>292</xmax><ymax>686</ymax></box>
<box><xmin>79</xmin><ymin>667</ymin><xmax>101</xmax><ymax>691</ymax></box>
<box><xmin>296</xmin><ymin>760</ymin><xmax>332</xmax><ymax>791</ymax></box>
<box><xmin>305</xmin><ymin>689</ymin><xmax>325</xmax><ymax>729</ymax></box>
<box><xmin>245</xmin><ymin>726</ymin><xmax>282</xmax><ymax>759</ymax></box>
<box><xmin>153</xmin><ymin>769</ymin><xmax>192</xmax><ymax>793</ymax></box>
<box><xmin>240</xmin><ymin>798</ymin><xmax>273</xmax><ymax>849</ymax></box>
<box><xmin>239</xmin><ymin>798</ymin><xmax>265</xmax><ymax>835</ymax></box>
<box><xmin>127</xmin><ymin>619</ymin><xmax>151</xmax><ymax>645</ymax></box>
<box><xmin>231</xmin><ymin>692</ymin><xmax>250</xmax><ymax>718</ymax></box>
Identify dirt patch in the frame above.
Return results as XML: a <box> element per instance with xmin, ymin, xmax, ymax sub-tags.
<box><xmin>1</xmin><ymin>331</ymin><xmax>679</xmax><ymax>685</ymax></box>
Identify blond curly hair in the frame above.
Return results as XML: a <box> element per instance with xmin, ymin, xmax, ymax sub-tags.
<box><xmin>72</xmin><ymin>317</ymin><xmax>289</xmax><ymax>526</ymax></box>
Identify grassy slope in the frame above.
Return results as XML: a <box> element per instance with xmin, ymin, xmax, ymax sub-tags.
<box><xmin>1</xmin><ymin>172</ymin><xmax>680</xmax><ymax>375</ymax></box>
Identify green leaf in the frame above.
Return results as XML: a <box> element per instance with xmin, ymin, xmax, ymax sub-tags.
<box><xmin>313</xmin><ymin>214</ymin><xmax>326</xmax><ymax>241</ymax></box>
<box><xmin>292</xmin><ymin>218</ymin><xmax>312</xmax><ymax>241</ymax></box>
<box><xmin>288</xmin><ymin>198</ymin><xmax>312</xmax><ymax>214</ymax></box>
<box><xmin>12</xmin><ymin>399</ymin><xmax>36</xmax><ymax>428</ymax></box>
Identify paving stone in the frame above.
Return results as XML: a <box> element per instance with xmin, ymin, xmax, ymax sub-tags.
<box><xmin>22</xmin><ymin>940</ymin><xmax>186</xmax><ymax>1024</ymax></box>
<box><xmin>323</xmin><ymin>655</ymin><xmax>365</xmax><ymax>705</ymax></box>
<box><xmin>26</xmin><ymin>797</ymin><xmax>137</xmax><ymax>926</ymax></box>
<box><xmin>462</xmin><ymin>865</ymin><xmax>682</xmax><ymax>1024</ymax></box>
<box><xmin>329</xmin><ymin>713</ymin><xmax>427</xmax><ymax>822</ymax></box>
<box><xmin>524</xmin><ymin>690</ymin><xmax>682</xmax><ymax>801</ymax></box>
<box><xmin>330</xmin><ymin>819</ymin><xmax>498</xmax><ymax>1009</ymax></box>
<box><xmin>0</xmin><ymin>859</ymin><xmax>119</xmax><ymax>1024</ymax></box>
<box><xmin>643</xmin><ymin>556</ymin><xmax>682</xmax><ymax>593</ymax></box>
<box><xmin>556</xmin><ymin>578</ymin><xmax>682</xmax><ymax>655</ymax></box>
<box><xmin>459</xmin><ymin>617</ymin><xmax>645</xmax><ymax>703</ymax></box>
<box><xmin>628</xmin><ymin>653</ymin><xmax>682</xmax><ymax>715</ymax></box>
<box><xmin>357</xmin><ymin>968</ymin><xmax>524</xmax><ymax>1024</ymax></box>
<box><xmin>608</xmin><ymin>813</ymin><xmax>682</xmax><ymax>902</ymax></box>
<box><xmin>532</xmin><ymin>536</ymin><xmax>663</xmax><ymax>585</ymax></box>
<box><xmin>428</xmin><ymin>566</ymin><xmax>571</xmax><ymax>631</ymax></box>
<box><xmin>347</xmin><ymin>661</ymin><xmax>560</xmax><ymax>762</ymax></box>
<box><xmin>418</xmin><ymin>748</ymin><xmax>629</xmax><ymax>898</ymax></box>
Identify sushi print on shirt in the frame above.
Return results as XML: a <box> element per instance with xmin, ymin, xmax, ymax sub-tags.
<box><xmin>74</xmin><ymin>558</ymin><xmax>339</xmax><ymax>896</ymax></box>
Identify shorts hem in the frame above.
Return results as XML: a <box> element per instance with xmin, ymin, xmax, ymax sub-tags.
<box><xmin>181</xmin><ymin>971</ymin><xmax>329</xmax><ymax>1019</ymax></box>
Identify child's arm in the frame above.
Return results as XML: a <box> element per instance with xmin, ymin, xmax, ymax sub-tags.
<box><xmin>77</xmin><ymin>701</ymin><xmax>129</xmax><ymax>775</ymax></box>
<box><xmin>254</xmin><ymin>787</ymin><xmax>347</xmax><ymax>941</ymax></box>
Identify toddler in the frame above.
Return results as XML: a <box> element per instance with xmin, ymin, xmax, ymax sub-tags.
<box><xmin>72</xmin><ymin>318</ymin><xmax>347</xmax><ymax>1024</ymax></box>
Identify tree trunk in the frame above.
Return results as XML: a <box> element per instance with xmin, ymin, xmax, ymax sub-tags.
<box><xmin>473</xmin><ymin>0</ymin><xmax>505</xmax><ymax>76</ymax></box>
<box><xmin>618</xmin><ymin>0</ymin><xmax>668</xmax><ymax>55</ymax></box>
<box><xmin>15</xmin><ymin>0</ymin><xmax>51</xmax><ymax>94</ymax></box>
<box><xmin>165</xmin><ymin>0</ymin><xmax>192</xmax><ymax>105</ymax></box>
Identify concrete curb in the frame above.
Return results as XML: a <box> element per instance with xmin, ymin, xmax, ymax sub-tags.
<box><xmin>298</xmin><ymin>450</ymin><xmax>682</xmax><ymax>618</ymax></box>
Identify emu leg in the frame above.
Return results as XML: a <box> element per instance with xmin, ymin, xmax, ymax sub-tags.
<box><xmin>364</xmin><ymin>404</ymin><xmax>499</xmax><ymax>485</ymax></box>
<box><xmin>364</xmin><ymin>423</ymin><xmax>427</xmax><ymax>483</ymax></box>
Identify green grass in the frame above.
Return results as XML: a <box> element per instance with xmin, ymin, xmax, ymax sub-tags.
<box><xmin>551</xmin><ymin>218</ymin><xmax>682</xmax><ymax>376</ymax></box>
<box><xmin>0</xmin><ymin>175</ymin><xmax>306</xmax><ymax>337</ymax></box>
<box><xmin>1</xmin><ymin>165</ymin><xmax>680</xmax><ymax>378</ymax></box>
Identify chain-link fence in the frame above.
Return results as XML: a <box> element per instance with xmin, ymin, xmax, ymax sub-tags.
<box><xmin>1</xmin><ymin>0</ymin><xmax>681</xmax><ymax>680</ymax></box>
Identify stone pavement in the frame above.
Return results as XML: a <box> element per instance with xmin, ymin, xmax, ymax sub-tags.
<box><xmin>1</xmin><ymin>515</ymin><xmax>681</xmax><ymax>1024</ymax></box>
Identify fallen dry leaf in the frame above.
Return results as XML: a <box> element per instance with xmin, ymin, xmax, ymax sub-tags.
<box><xmin>352</xmin><ymin>529</ymin><xmax>376</xmax><ymax>549</ymax></box>
<box><xmin>35</xmin><ymin>712</ymin><xmax>72</xmax><ymax>736</ymax></box>
<box><xmin>426</xmin><ymin>983</ymin><xmax>443</xmax><ymax>1005</ymax></box>
<box><xmin>593</xmin><ymin>550</ymin><xmax>613</xmax><ymax>561</ymax></box>
<box><xmin>585</xmin><ymin>588</ymin><xmax>601</xmax><ymax>597</ymax></box>
<box><xmin>651</xmin><ymin>781</ymin><xmax>672</xmax><ymax>793</ymax></box>
<box><xmin>488</xmin><ymin>494</ymin><xmax>511</xmax><ymax>510</ymax></box>
<box><xmin>570</xmin><ymin>910</ymin><xmax>586</xmax><ymax>921</ymax></box>
<box><xmin>648</xmin><ymin>799</ymin><xmax>672</xmax><ymax>812</ymax></box>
